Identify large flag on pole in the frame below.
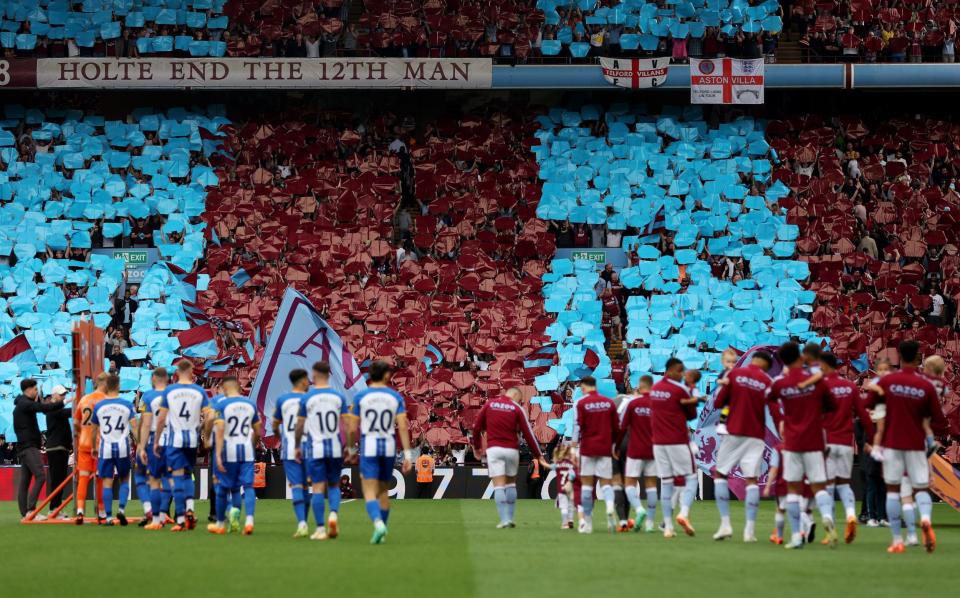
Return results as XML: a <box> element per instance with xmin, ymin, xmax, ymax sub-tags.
<box><xmin>690</xmin><ymin>58</ymin><xmax>764</xmax><ymax>104</ymax></box>
<box><xmin>250</xmin><ymin>288</ymin><xmax>367</xmax><ymax>434</ymax></box>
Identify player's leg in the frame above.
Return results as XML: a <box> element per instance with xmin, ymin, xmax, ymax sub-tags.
<box><xmin>878</xmin><ymin>448</ymin><xmax>906</xmax><ymax>552</ymax></box>
<box><xmin>675</xmin><ymin>445</ymin><xmax>698</xmax><ymax>536</ymax></box>
<box><xmin>310</xmin><ymin>480</ymin><xmax>328</xmax><ymax>539</ymax></box>
<box><xmin>325</xmin><ymin>459</ymin><xmax>343</xmax><ymax>538</ymax></box>
<box><xmin>772</xmin><ymin>496</ymin><xmax>786</xmax><ymax>544</ymax></box>
<box><xmin>623</xmin><ymin>458</ymin><xmax>647</xmax><ymax>531</ymax></box>
<box><xmin>739</xmin><ymin>438</ymin><xmax>763</xmax><ymax>542</ymax></box>
<box><xmin>578</xmin><ymin>461</ymin><xmax>596</xmax><ymax>535</ymax></box>
<box><xmin>502</xmin><ymin>449</ymin><xmax>520</xmax><ymax>526</ymax></box>
<box><xmin>900</xmin><ymin>480</ymin><xmax>917</xmax><ymax>546</ymax></box>
<box><xmin>360</xmin><ymin>456</ymin><xmax>390</xmax><ymax>544</ymax></box>
<box><xmin>653</xmin><ymin>445</ymin><xmax>676</xmax><ymax>537</ymax></box>
<box><xmin>905</xmin><ymin>450</ymin><xmax>935</xmax><ymax>552</ymax></box>
<box><xmin>98</xmin><ymin>459</ymin><xmax>115</xmax><ymax>524</ymax></box>
<box><xmin>488</xmin><ymin>447</ymin><xmax>510</xmax><ymax>526</ymax></box>
<box><xmin>161</xmin><ymin>472</ymin><xmax>174</xmax><ymax>523</ymax></box>
<box><xmin>239</xmin><ymin>462</ymin><xmax>256</xmax><ymax>534</ymax></box>
<box><xmin>782</xmin><ymin>451</ymin><xmax>806</xmax><ymax>549</ymax></box>
<box><xmin>596</xmin><ymin>456</ymin><xmax>616</xmax><ymax>532</ymax></box>
<box><xmin>712</xmin><ymin>436</ymin><xmax>738</xmax><ymax>539</ymax></box>
<box><xmin>643</xmin><ymin>472</ymin><xmax>658</xmax><ymax>532</ymax></box>
<box><xmin>115</xmin><ymin>458</ymin><xmax>131</xmax><ymax>526</ymax></box>
<box><xmin>74</xmin><ymin>450</ymin><xmax>94</xmax><ymax>523</ymax></box>
<box><xmin>134</xmin><ymin>459</ymin><xmax>151</xmax><ymax>526</ymax></box>
<box><xmin>804</xmin><ymin>450</ymin><xmax>837</xmax><ymax>547</ymax></box>
<box><xmin>208</xmin><ymin>481</ymin><xmax>227</xmax><ymax>534</ymax></box>
<box><xmin>182</xmin><ymin>448</ymin><xmax>198</xmax><ymax>526</ymax></box>
<box><xmin>284</xmin><ymin>459</ymin><xmax>308</xmax><ymax>537</ymax></box>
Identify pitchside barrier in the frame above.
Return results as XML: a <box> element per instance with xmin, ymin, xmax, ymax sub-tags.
<box><xmin>6</xmin><ymin>464</ymin><xmax>895</xmax><ymax>504</ymax></box>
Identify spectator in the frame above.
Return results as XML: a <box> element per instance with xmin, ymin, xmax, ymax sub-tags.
<box><xmin>12</xmin><ymin>379</ymin><xmax>69</xmax><ymax>519</ymax></box>
<box><xmin>114</xmin><ymin>287</ymin><xmax>138</xmax><ymax>331</ymax></box>
<box><xmin>42</xmin><ymin>385</ymin><xmax>73</xmax><ymax>518</ymax></box>
<box><xmin>929</xmin><ymin>285</ymin><xmax>946</xmax><ymax>326</ymax></box>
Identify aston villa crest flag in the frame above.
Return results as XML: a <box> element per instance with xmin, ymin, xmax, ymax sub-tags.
<box><xmin>600</xmin><ymin>57</ymin><xmax>669</xmax><ymax>89</ymax></box>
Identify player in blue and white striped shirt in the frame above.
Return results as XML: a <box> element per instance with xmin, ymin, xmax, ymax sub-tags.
<box><xmin>209</xmin><ymin>376</ymin><xmax>261</xmax><ymax>536</ymax></box>
<box><xmin>91</xmin><ymin>374</ymin><xmax>138</xmax><ymax>526</ymax></box>
<box><xmin>153</xmin><ymin>360</ymin><xmax>214</xmax><ymax>531</ymax></box>
<box><xmin>346</xmin><ymin>360</ymin><xmax>412</xmax><ymax>545</ymax></box>
<box><xmin>137</xmin><ymin>367</ymin><xmax>170</xmax><ymax>530</ymax></box>
<box><xmin>272</xmin><ymin>369</ymin><xmax>311</xmax><ymax>538</ymax></box>
<box><xmin>294</xmin><ymin>361</ymin><xmax>349</xmax><ymax>541</ymax></box>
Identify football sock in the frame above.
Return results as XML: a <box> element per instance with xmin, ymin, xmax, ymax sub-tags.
<box><xmin>184</xmin><ymin>473</ymin><xmax>195</xmax><ymax>512</ymax></box>
<box><xmin>381</xmin><ymin>508</ymin><xmax>390</xmax><ymax>525</ymax></box>
<box><xmin>494</xmin><ymin>486</ymin><xmax>508</xmax><ymax>523</ymax></box>
<box><xmin>744</xmin><ymin>484</ymin><xmax>760</xmax><ymax>528</ymax></box>
<box><xmin>714</xmin><ymin>478</ymin><xmax>731</xmax><ymax>525</ymax></box>
<box><xmin>661</xmin><ymin>480</ymin><xmax>675</xmax><ymax>527</ymax></box>
<box><xmin>291</xmin><ymin>487</ymin><xmax>307</xmax><ymax>524</ymax></box>
<box><xmin>173</xmin><ymin>475</ymin><xmax>187</xmax><ymax>522</ymax></box>
<box><xmin>76</xmin><ymin>476</ymin><xmax>89</xmax><ymax>514</ymax></box>
<box><xmin>328</xmin><ymin>485</ymin><xmax>342</xmax><ymax>513</ymax></box>
<box><xmin>150</xmin><ymin>487</ymin><xmax>162</xmax><ymax>523</ymax></box>
<box><xmin>886</xmin><ymin>492</ymin><xmax>902</xmax><ymax>541</ymax></box>
<box><xmin>902</xmin><ymin>503</ymin><xmax>916</xmax><ymax>538</ymax></box>
<box><xmin>775</xmin><ymin>511</ymin><xmax>785</xmax><ymax>539</ymax></box>
<box><xmin>786</xmin><ymin>494</ymin><xmax>802</xmax><ymax>541</ymax></box>
<box><xmin>118</xmin><ymin>481</ymin><xmax>129</xmax><ymax>511</ymax></box>
<box><xmin>815</xmin><ymin>489</ymin><xmax>834</xmax><ymax>522</ymax></box>
<box><xmin>613</xmin><ymin>485</ymin><xmax>628</xmax><ymax>521</ymax></box>
<box><xmin>215</xmin><ymin>486</ymin><xmax>227</xmax><ymax>523</ymax></box>
<box><xmin>312</xmin><ymin>493</ymin><xmax>326</xmax><ymax>526</ymax></box>
<box><xmin>680</xmin><ymin>473</ymin><xmax>698</xmax><ymax>518</ymax></box>
<box><xmin>365</xmin><ymin>500</ymin><xmax>381</xmax><ymax>524</ymax></box>
<box><xmin>505</xmin><ymin>484</ymin><xmax>517</xmax><ymax>521</ymax></box>
<box><xmin>102</xmin><ymin>486</ymin><xmax>113</xmax><ymax>518</ymax></box>
<box><xmin>601</xmin><ymin>484</ymin><xmax>615</xmax><ymax>515</ymax></box>
<box><xmin>581</xmin><ymin>486</ymin><xmax>594</xmax><ymax>518</ymax></box>
<box><xmin>231</xmin><ymin>488</ymin><xmax>242</xmax><ymax>509</ymax></box>
<box><xmin>915</xmin><ymin>490</ymin><xmax>933</xmax><ymax>522</ymax></box>
<box><xmin>837</xmin><ymin>484</ymin><xmax>856</xmax><ymax>519</ymax></box>
<box><xmin>243</xmin><ymin>485</ymin><xmax>256</xmax><ymax>517</ymax></box>
<box><xmin>625</xmin><ymin>485</ymin><xmax>642</xmax><ymax>513</ymax></box>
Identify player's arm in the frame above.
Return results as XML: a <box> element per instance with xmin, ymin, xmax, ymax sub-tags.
<box><xmin>251</xmin><ymin>417</ymin><xmax>262</xmax><ymax>447</ymax></box>
<box><xmin>396</xmin><ymin>412</ymin><xmax>413</xmax><ymax>474</ymax></box>
<box><xmin>616</xmin><ymin>407</ymin><xmax>630</xmax><ymax>448</ymax></box>
<box><xmin>214</xmin><ymin>419</ymin><xmax>226</xmax><ymax>473</ymax></box>
<box><xmin>517</xmin><ymin>409</ymin><xmax>548</xmax><ymax>467</ymax></box>
<box><xmin>713</xmin><ymin>379</ymin><xmax>730</xmax><ymax>409</ymax></box>
<box><xmin>137</xmin><ymin>411</ymin><xmax>152</xmax><ymax>464</ymax></box>
<box><xmin>571</xmin><ymin>403</ymin><xmax>581</xmax><ymax>448</ymax></box>
<box><xmin>293</xmin><ymin>415</ymin><xmax>306</xmax><ymax>462</ymax></box>
<box><xmin>153</xmin><ymin>407</ymin><xmax>168</xmax><ymax>457</ymax></box>
<box><xmin>765</xmin><ymin>385</ymin><xmax>783</xmax><ymax>434</ymax></box>
<box><xmin>471</xmin><ymin>403</ymin><xmax>487</xmax><ymax>459</ymax></box>
<box><xmin>796</xmin><ymin>370</ymin><xmax>823</xmax><ymax>389</ymax></box>
<box><xmin>925</xmin><ymin>386</ymin><xmax>950</xmax><ymax>440</ymax></box>
<box><xmin>852</xmin><ymin>393</ymin><xmax>876</xmax><ymax>444</ymax></box>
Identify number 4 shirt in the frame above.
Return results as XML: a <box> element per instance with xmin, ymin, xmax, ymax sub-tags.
<box><xmin>272</xmin><ymin>392</ymin><xmax>304</xmax><ymax>461</ymax></box>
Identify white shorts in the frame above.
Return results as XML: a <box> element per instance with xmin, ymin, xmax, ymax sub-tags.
<box><xmin>825</xmin><ymin>444</ymin><xmax>854</xmax><ymax>480</ymax></box>
<box><xmin>579</xmin><ymin>455</ymin><xmax>613</xmax><ymax>479</ymax></box>
<box><xmin>782</xmin><ymin>450</ymin><xmax>826</xmax><ymax>484</ymax></box>
<box><xmin>882</xmin><ymin>448</ymin><xmax>929</xmax><ymax>488</ymax></box>
<box><xmin>486</xmin><ymin>446</ymin><xmax>519</xmax><ymax>478</ymax></box>
<box><xmin>624</xmin><ymin>457</ymin><xmax>658</xmax><ymax>479</ymax></box>
<box><xmin>654</xmin><ymin>444</ymin><xmax>694</xmax><ymax>478</ymax></box>
<box><xmin>715</xmin><ymin>435</ymin><xmax>765</xmax><ymax>478</ymax></box>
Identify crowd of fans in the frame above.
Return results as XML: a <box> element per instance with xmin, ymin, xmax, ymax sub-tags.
<box><xmin>791</xmin><ymin>0</ymin><xmax>960</xmax><ymax>63</ymax></box>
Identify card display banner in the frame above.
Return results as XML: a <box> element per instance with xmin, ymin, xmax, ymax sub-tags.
<box><xmin>250</xmin><ymin>288</ymin><xmax>367</xmax><ymax>434</ymax></box>
<box><xmin>690</xmin><ymin>58</ymin><xmax>764</xmax><ymax>104</ymax></box>
<box><xmin>600</xmin><ymin>57</ymin><xmax>669</xmax><ymax>89</ymax></box>
<box><xmin>5</xmin><ymin>58</ymin><xmax>494</xmax><ymax>89</ymax></box>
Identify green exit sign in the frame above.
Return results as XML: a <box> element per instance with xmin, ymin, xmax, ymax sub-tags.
<box><xmin>571</xmin><ymin>251</ymin><xmax>606</xmax><ymax>264</ymax></box>
<box><xmin>113</xmin><ymin>250</ymin><xmax>149</xmax><ymax>265</ymax></box>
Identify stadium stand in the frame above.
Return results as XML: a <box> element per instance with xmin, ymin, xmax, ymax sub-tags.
<box><xmin>0</xmin><ymin>102</ymin><xmax>229</xmax><ymax>439</ymax></box>
<box><xmin>193</xmin><ymin>101</ymin><xmax>561</xmax><ymax>449</ymax></box>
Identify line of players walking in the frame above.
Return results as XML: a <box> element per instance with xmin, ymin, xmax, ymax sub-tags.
<box><xmin>472</xmin><ymin>340</ymin><xmax>949</xmax><ymax>553</ymax></box>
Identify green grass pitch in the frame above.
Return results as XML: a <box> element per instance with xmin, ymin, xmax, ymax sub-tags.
<box><xmin>3</xmin><ymin>500</ymin><xmax>958</xmax><ymax>597</ymax></box>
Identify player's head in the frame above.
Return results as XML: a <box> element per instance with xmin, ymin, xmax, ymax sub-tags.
<box><xmin>636</xmin><ymin>375</ymin><xmax>654</xmax><ymax>392</ymax></box>
<box><xmin>664</xmin><ymin>357</ymin><xmax>684</xmax><ymax>380</ymax></box>
<box><xmin>505</xmin><ymin>387</ymin><xmax>522</xmax><ymax>402</ymax></box>
<box><xmin>221</xmin><ymin>375</ymin><xmax>241</xmax><ymax>396</ymax></box>
<box><xmin>898</xmin><ymin>339</ymin><xmax>921</xmax><ymax>366</ymax></box>
<box><xmin>923</xmin><ymin>355</ymin><xmax>945</xmax><ymax>377</ymax></box>
<box><xmin>578</xmin><ymin>376</ymin><xmax>597</xmax><ymax>393</ymax></box>
<box><xmin>175</xmin><ymin>360</ymin><xmax>194</xmax><ymax>383</ymax></box>
<box><xmin>874</xmin><ymin>358</ymin><xmax>893</xmax><ymax>376</ymax></box>
<box><xmin>818</xmin><ymin>352</ymin><xmax>839</xmax><ymax>373</ymax></box>
<box><xmin>95</xmin><ymin>371</ymin><xmax>109</xmax><ymax>391</ymax></box>
<box><xmin>777</xmin><ymin>342</ymin><xmax>802</xmax><ymax>367</ymax></box>
<box><xmin>684</xmin><ymin>369</ymin><xmax>701</xmax><ymax>385</ymax></box>
<box><xmin>721</xmin><ymin>347</ymin><xmax>738</xmax><ymax>370</ymax></box>
<box><xmin>750</xmin><ymin>350</ymin><xmax>773</xmax><ymax>371</ymax></box>
<box><xmin>802</xmin><ymin>342</ymin><xmax>821</xmax><ymax>364</ymax></box>
<box><xmin>104</xmin><ymin>373</ymin><xmax>120</xmax><ymax>395</ymax></box>
<box><xmin>20</xmin><ymin>378</ymin><xmax>38</xmax><ymax>399</ymax></box>
<box><xmin>151</xmin><ymin>367</ymin><xmax>168</xmax><ymax>388</ymax></box>
<box><xmin>289</xmin><ymin>368</ymin><xmax>309</xmax><ymax>391</ymax></box>
<box><xmin>312</xmin><ymin>361</ymin><xmax>331</xmax><ymax>385</ymax></box>
<box><xmin>368</xmin><ymin>360</ymin><xmax>392</xmax><ymax>385</ymax></box>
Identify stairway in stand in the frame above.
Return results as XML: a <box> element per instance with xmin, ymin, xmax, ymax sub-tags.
<box><xmin>607</xmin><ymin>338</ymin><xmax>626</xmax><ymax>361</ymax></box>
<box><xmin>776</xmin><ymin>38</ymin><xmax>804</xmax><ymax>64</ymax></box>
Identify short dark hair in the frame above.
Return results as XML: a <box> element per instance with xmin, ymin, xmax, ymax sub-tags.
<box><xmin>665</xmin><ymin>357</ymin><xmax>684</xmax><ymax>372</ymax></box>
<box><xmin>898</xmin><ymin>340</ymin><xmax>920</xmax><ymax>365</ymax></box>
<box><xmin>579</xmin><ymin>376</ymin><xmax>597</xmax><ymax>388</ymax></box>
<box><xmin>176</xmin><ymin>360</ymin><xmax>194</xmax><ymax>374</ymax></box>
<box><xmin>639</xmin><ymin>375</ymin><xmax>654</xmax><ymax>387</ymax></box>
<box><xmin>802</xmin><ymin>342</ymin><xmax>822</xmax><ymax>359</ymax></box>
<box><xmin>819</xmin><ymin>352</ymin><xmax>839</xmax><ymax>369</ymax></box>
<box><xmin>752</xmin><ymin>351</ymin><xmax>773</xmax><ymax>366</ymax></box>
<box><xmin>152</xmin><ymin>367</ymin><xmax>168</xmax><ymax>381</ymax></box>
<box><xmin>289</xmin><ymin>369</ymin><xmax>309</xmax><ymax>386</ymax></box>
<box><xmin>778</xmin><ymin>342</ymin><xmax>801</xmax><ymax>365</ymax></box>
<box><xmin>312</xmin><ymin>361</ymin><xmax>331</xmax><ymax>376</ymax></box>
<box><xmin>105</xmin><ymin>374</ymin><xmax>120</xmax><ymax>392</ymax></box>
<box><xmin>20</xmin><ymin>379</ymin><xmax>37</xmax><ymax>392</ymax></box>
<box><xmin>368</xmin><ymin>360</ymin><xmax>391</xmax><ymax>383</ymax></box>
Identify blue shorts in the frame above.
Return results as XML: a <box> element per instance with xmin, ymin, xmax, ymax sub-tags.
<box><xmin>360</xmin><ymin>455</ymin><xmax>395</xmax><ymax>482</ymax></box>
<box><xmin>283</xmin><ymin>459</ymin><xmax>306</xmax><ymax>488</ymax></box>
<box><xmin>218</xmin><ymin>461</ymin><xmax>255</xmax><ymax>490</ymax></box>
<box><xmin>165</xmin><ymin>446</ymin><xmax>198</xmax><ymax>472</ymax></box>
<box><xmin>307</xmin><ymin>457</ymin><xmax>343</xmax><ymax>485</ymax></box>
<box><xmin>147</xmin><ymin>448</ymin><xmax>167</xmax><ymax>479</ymax></box>
<box><xmin>97</xmin><ymin>456</ymin><xmax>131</xmax><ymax>480</ymax></box>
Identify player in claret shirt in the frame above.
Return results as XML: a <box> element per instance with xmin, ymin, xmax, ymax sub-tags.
<box><xmin>869</xmin><ymin>340</ymin><xmax>949</xmax><ymax>554</ymax></box>
<box><xmin>649</xmin><ymin>358</ymin><xmax>701</xmax><ymax>538</ymax></box>
<box><xmin>766</xmin><ymin>342</ymin><xmax>838</xmax><ymax>550</ymax></box>
<box><xmin>711</xmin><ymin>350</ymin><xmax>773</xmax><ymax>543</ymax></box>
<box><xmin>819</xmin><ymin>352</ymin><xmax>874</xmax><ymax>544</ymax></box>
<box><xmin>572</xmin><ymin>376</ymin><xmax>620</xmax><ymax>534</ymax></box>
<box><xmin>617</xmin><ymin>375</ymin><xmax>655</xmax><ymax>532</ymax></box>
<box><xmin>472</xmin><ymin>387</ymin><xmax>549</xmax><ymax>529</ymax></box>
